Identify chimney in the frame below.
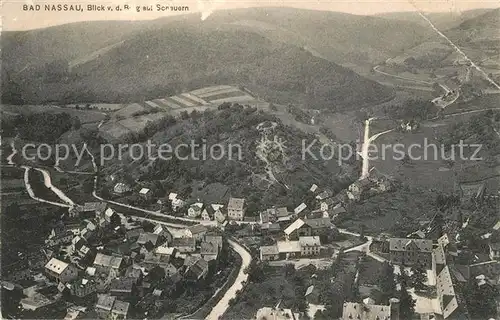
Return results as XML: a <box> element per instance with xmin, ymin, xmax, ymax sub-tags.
<box><xmin>389</xmin><ymin>298</ymin><xmax>400</xmax><ymax>320</ymax></box>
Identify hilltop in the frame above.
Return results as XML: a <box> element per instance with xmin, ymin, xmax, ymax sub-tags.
<box><xmin>2</xmin><ymin>22</ymin><xmax>394</xmax><ymax>110</ymax></box>
<box><xmin>99</xmin><ymin>105</ymin><xmax>357</xmax><ymax>214</ymax></box>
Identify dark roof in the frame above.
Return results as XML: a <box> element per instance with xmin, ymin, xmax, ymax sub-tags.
<box><xmin>109</xmin><ymin>278</ymin><xmax>135</xmax><ymax>293</ymax></box>
<box><xmin>490</xmin><ymin>242</ymin><xmax>500</xmax><ymax>251</ymax></box>
<box><xmin>228</xmin><ymin>197</ymin><xmax>245</xmax><ymax>211</ymax></box>
<box><xmin>304</xmin><ymin>218</ymin><xmax>332</xmax><ymax>229</ymax></box>
<box><xmin>276</xmin><ymin>207</ymin><xmax>289</xmax><ymax>217</ymax></box>
<box><xmin>188</xmin><ymin>224</ymin><xmax>208</xmax><ymax>234</ymax></box>
<box><xmin>316</xmin><ymin>190</ymin><xmax>333</xmax><ymax>200</ymax></box>
<box><xmin>171</xmin><ymin>237</ymin><xmax>196</xmax><ymax>248</ymax></box>
<box><xmin>204</xmin><ymin>235</ymin><xmax>223</xmax><ymax>248</ymax></box>
<box><xmin>187</xmin><ymin>259</ymin><xmax>209</xmax><ymax>279</ymax></box>
<box><xmin>389</xmin><ymin>238</ymin><xmax>433</xmax><ymax>252</ymax></box>
<box><xmin>261</xmin><ymin>223</ymin><xmax>282</xmax><ymax>232</ymax></box>
<box><xmin>126</xmin><ymin>228</ymin><xmax>144</xmax><ymax>239</ymax></box>
<box><xmin>201</xmin><ymin>242</ymin><xmax>219</xmax><ymax>255</ymax></box>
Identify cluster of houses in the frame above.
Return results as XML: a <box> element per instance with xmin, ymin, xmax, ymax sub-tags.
<box><xmin>259</xmin><ymin>217</ymin><xmax>335</xmax><ymax>261</ymax></box>
<box><xmin>11</xmin><ymin>201</ymin><xmax>226</xmax><ymax>319</ymax></box>
<box><xmin>112</xmin><ymin>179</ymin><xmax>249</xmax><ymax>223</ymax></box>
<box><xmin>346</xmin><ymin>171</ymin><xmax>396</xmax><ymax>202</ymax></box>
<box><xmin>352</xmin><ymin>231</ymin><xmax>500</xmax><ymax>320</ymax></box>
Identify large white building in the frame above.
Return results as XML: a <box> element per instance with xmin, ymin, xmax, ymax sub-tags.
<box><xmin>44</xmin><ymin>258</ymin><xmax>78</xmax><ymax>283</ymax></box>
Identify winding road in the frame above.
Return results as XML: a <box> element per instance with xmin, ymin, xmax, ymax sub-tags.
<box><xmin>373</xmin><ymin>65</ymin><xmax>434</xmax><ymax>85</ymax></box>
<box><xmin>360</xmin><ymin>117</ymin><xmax>394</xmax><ymax>179</ymax></box>
<box><xmin>206</xmin><ymin>240</ymin><xmax>252</xmax><ymax>320</ymax></box>
<box><xmin>21</xmin><ymin>166</ymin><xmax>72</xmax><ymax>208</ymax></box>
<box><xmin>8</xmin><ymin>141</ymin><xmax>252</xmax><ymax>320</ymax></box>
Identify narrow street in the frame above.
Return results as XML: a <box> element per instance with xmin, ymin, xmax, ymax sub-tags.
<box><xmin>21</xmin><ymin>166</ymin><xmax>71</xmax><ymax>208</ymax></box>
<box><xmin>205</xmin><ymin>239</ymin><xmax>252</xmax><ymax>320</ymax></box>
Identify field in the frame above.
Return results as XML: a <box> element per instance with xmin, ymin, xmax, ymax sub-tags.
<box><xmin>146</xmin><ymin>85</ymin><xmax>258</xmax><ymax>112</ymax></box>
<box><xmin>97</xmin><ymin>85</ymin><xmax>262</xmax><ymax>141</ymax></box>
<box><xmin>99</xmin><ymin>112</ymin><xmax>167</xmax><ymax>141</ymax></box>
<box><xmin>113</xmin><ymin>103</ymin><xmax>151</xmax><ymax>118</ymax></box>
<box><xmin>118</xmin><ymin>112</ymin><xmax>166</xmax><ymax>131</ymax></box>
<box><xmin>0</xmin><ymin>104</ymin><xmax>106</xmax><ymax>124</ymax></box>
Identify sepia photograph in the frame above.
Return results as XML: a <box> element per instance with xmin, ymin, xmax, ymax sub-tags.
<box><xmin>1</xmin><ymin>0</ymin><xmax>500</xmax><ymax>319</ymax></box>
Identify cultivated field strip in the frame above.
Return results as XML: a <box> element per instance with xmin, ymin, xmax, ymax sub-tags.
<box><xmin>170</xmin><ymin>95</ymin><xmax>195</xmax><ymax>107</ymax></box>
<box><xmin>178</xmin><ymin>93</ymin><xmax>206</xmax><ymax>106</ymax></box>
<box><xmin>150</xmin><ymin>99</ymin><xmax>172</xmax><ymax>110</ymax></box>
<box><xmin>197</xmin><ymin>87</ymin><xmax>241</xmax><ymax>98</ymax></box>
<box><xmin>189</xmin><ymin>85</ymin><xmax>234</xmax><ymax>95</ymax></box>
<box><xmin>159</xmin><ymin>98</ymin><xmax>182</xmax><ymax>109</ymax></box>
<box><xmin>145</xmin><ymin>100</ymin><xmax>162</xmax><ymax>109</ymax></box>
<box><xmin>181</xmin><ymin>93</ymin><xmax>208</xmax><ymax>105</ymax></box>
<box><xmin>209</xmin><ymin>95</ymin><xmax>256</xmax><ymax>104</ymax></box>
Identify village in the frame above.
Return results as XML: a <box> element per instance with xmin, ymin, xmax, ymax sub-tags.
<box><xmin>3</xmin><ymin>162</ymin><xmax>500</xmax><ymax>320</ymax></box>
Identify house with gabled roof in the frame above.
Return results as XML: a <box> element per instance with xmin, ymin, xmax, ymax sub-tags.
<box><xmin>260</xmin><ymin>245</ymin><xmax>280</xmax><ymax>261</ymax></box>
<box><xmin>433</xmin><ymin>244</ymin><xmax>447</xmax><ymax>275</ymax></box>
<box><xmin>201</xmin><ymin>204</ymin><xmax>224</xmax><ymax>221</ymax></box>
<box><xmin>187</xmin><ymin>203</ymin><xmax>204</xmax><ymax>218</ymax></box>
<box><xmin>436</xmin><ymin>266</ymin><xmax>470</xmax><ymax>319</ymax></box>
<box><xmin>389</xmin><ymin>238</ymin><xmax>433</xmax><ymax>269</ymax></box>
<box><xmin>200</xmin><ymin>241</ymin><xmax>219</xmax><ymax>262</ymax></box>
<box><xmin>204</xmin><ymin>235</ymin><xmax>223</xmax><ymax>249</ymax></box>
<box><xmin>137</xmin><ymin>232</ymin><xmax>160</xmax><ymax>247</ymax></box>
<box><xmin>227</xmin><ymin>197</ymin><xmax>246</xmax><ymax>220</ymax></box>
<box><xmin>45</xmin><ymin>258</ymin><xmax>78</xmax><ymax>283</ymax></box>
<box><xmin>316</xmin><ymin>189</ymin><xmax>333</xmax><ymax>200</ymax></box>
<box><xmin>185</xmin><ymin>258</ymin><xmax>209</xmax><ymax>281</ymax></box>
<box><xmin>125</xmin><ymin>227</ymin><xmax>144</xmax><ymax>241</ymax></box>
<box><xmin>309</xmin><ymin>184</ymin><xmax>318</xmax><ymax>193</ymax></box>
<box><xmin>139</xmin><ymin>188</ymin><xmax>151</xmax><ymax>200</ymax></box>
<box><xmin>342</xmin><ymin>298</ymin><xmax>400</xmax><ymax>320</ymax></box>
<box><xmin>95</xmin><ymin>294</ymin><xmax>130</xmax><ymax>319</ymax></box>
<box><xmin>184</xmin><ymin>224</ymin><xmax>208</xmax><ymax>240</ymax></box>
<box><xmin>113</xmin><ymin>183</ymin><xmax>131</xmax><ymax>195</ymax></box>
<box><xmin>260</xmin><ymin>210</ymin><xmax>271</xmax><ymax>225</ymax></box>
<box><xmin>93</xmin><ymin>253</ymin><xmax>123</xmax><ymax>270</ymax></box>
<box><xmin>294</xmin><ymin>203</ymin><xmax>307</xmax><ymax>215</ymax></box>
<box><xmin>170</xmin><ymin>237</ymin><xmax>196</xmax><ymax>253</ymax></box>
<box><xmin>284</xmin><ymin>217</ymin><xmax>333</xmax><ymax>240</ymax></box>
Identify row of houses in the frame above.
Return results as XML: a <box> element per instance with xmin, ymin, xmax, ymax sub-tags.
<box><xmin>260</xmin><ymin>236</ymin><xmax>322</xmax><ymax>261</ymax></box>
<box><xmin>114</xmin><ymin>182</ymin><xmax>249</xmax><ymax>222</ymax></box>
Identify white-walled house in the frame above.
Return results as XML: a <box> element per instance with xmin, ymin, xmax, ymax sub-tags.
<box><xmin>188</xmin><ymin>203</ymin><xmax>204</xmax><ymax>218</ymax></box>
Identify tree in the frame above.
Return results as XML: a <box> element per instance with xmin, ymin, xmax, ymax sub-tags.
<box><xmin>148</xmin><ymin>266</ymin><xmax>166</xmax><ymax>284</ymax></box>
<box><xmin>410</xmin><ymin>266</ymin><xmax>427</xmax><ymax>291</ymax></box>
<box><xmin>377</xmin><ymin>262</ymin><xmax>396</xmax><ymax>303</ymax></box>
<box><xmin>71</xmin><ymin>117</ymin><xmax>82</xmax><ymax>130</ymax></box>
<box><xmin>464</xmin><ymin>279</ymin><xmax>498</xmax><ymax>319</ymax></box>
<box><xmin>399</xmin><ymin>282</ymin><xmax>415</xmax><ymax>320</ymax></box>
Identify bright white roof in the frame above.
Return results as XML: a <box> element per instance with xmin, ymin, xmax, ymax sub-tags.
<box><xmin>277</xmin><ymin>241</ymin><xmax>301</xmax><ymax>253</ymax></box>
<box><xmin>493</xmin><ymin>220</ymin><xmax>500</xmax><ymax>231</ymax></box>
<box><xmin>45</xmin><ymin>258</ymin><xmax>69</xmax><ymax>274</ymax></box>
<box><xmin>294</xmin><ymin>203</ymin><xmax>307</xmax><ymax>214</ymax></box>
<box><xmin>299</xmin><ymin>236</ymin><xmax>321</xmax><ymax>247</ymax></box>
<box><xmin>284</xmin><ymin>218</ymin><xmax>305</xmax><ymax>235</ymax></box>
<box><xmin>105</xmin><ymin>208</ymin><xmax>115</xmax><ymax>217</ymax></box>
<box><xmin>168</xmin><ymin>192</ymin><xmax>178</xmax><ymax>200</ymax></box>
<box><xmin>139</xmin><ymin>188</ymin><xmax>150</xmax><ymax>194</ymax></box>
<box><xmin>156</xmin><ymin>244</ymin><xmax>176</xmax><ymax>255</ymax></box>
